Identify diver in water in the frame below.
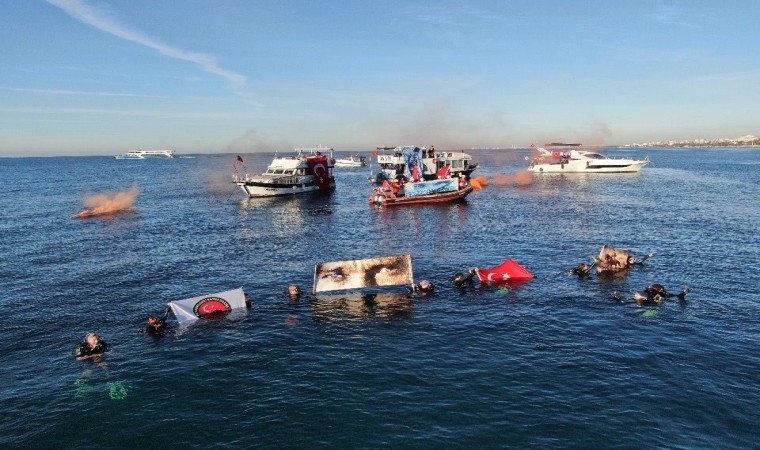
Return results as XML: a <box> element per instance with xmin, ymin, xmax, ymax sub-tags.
<box><xmin>613</xmin><ymin>284</ymin><xmax>689</xmax><ymax>304</ymax></box>
<box><xmin>410</xmin><ymin>280</ymin><xmax>435</xmax><ymax>294</ymax></box>
<box><xmin>288</xmin><ymin>285</ymin><xmax>303</xmax><ymax>300</ymax></box>
<box><xmin>571</xmin><ymin>262</ymin><xmax>595</xmax><ymax>277</ymax></box>
<box><xmin>453</xmin><ymin>269</ymin><xmax>477</xmax><ymax>288</ymax></box>
<box><xmin>74</xmin><ymin>333</ymin><xmax>110</xmax><ymax>359</ymax></box>
<box><xmin>139</xmin><ymin>306</ymin><xmax>172</xmax><ymax>337</ymax></box>
<box><xmin>634</xmin><ymin>284</ymin><xmax>689</xmax><ymax>305</ymax></box>
<box><xmin>626</xmin><ymin>252</ymin><xmax>655</xmax><ymax>269</ymax></box>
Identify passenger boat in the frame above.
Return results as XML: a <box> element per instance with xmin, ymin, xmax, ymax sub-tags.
<box><xmin>373</xmin><ymin>145</ymin><xmax>477</xmax><ymax>183</ymax></box>
<box><xmin>233</xmin><ymin>147</ymin><xmax>335</xmax><ymax>197</ymax></box>
<box><xmin>369</xmin><ymin>177</ymin><xmax>473</xmax><ymax>206</ymax></box>
<box><xmin>113</xmin><ymin>149</ymin><xmax>175</xmax><ymax>159</ymax></box>
<box><xmin>528</xmin><ymin>143</ymin><xmax>648</xmax><ymax>173</ymax></box>
<box><xmin>334</xmin><ymin>154</ymin><xmax>367</xmax><ymax>167</ymax></box>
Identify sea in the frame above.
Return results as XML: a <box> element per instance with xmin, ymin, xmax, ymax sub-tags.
<box><xmin>1</xmin><ymin>147</ymin><xmax>758</xmax><ymax>449</ymax></box>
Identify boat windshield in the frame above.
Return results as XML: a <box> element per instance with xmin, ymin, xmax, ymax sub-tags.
<box><xmin>584</xmin><ymin>153</ymin><xmax>607</xmax><ymax>159</ymax></box>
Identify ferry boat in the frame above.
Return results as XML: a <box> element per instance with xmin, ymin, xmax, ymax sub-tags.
<box><xmin>373</xmin><ymin>145</ymin><xmax>477</xmax><ymax>183</ymax></box>
<box><xmin>528</xmin><ymin>143</ymin><xmax>648</xmax><ymax>173</ymax></box>
<box><xmin>233</xmin><ymin>147</ymin><xmax>335</xmax><ymax>197</ymax></box>
<box><xmin>113</xmin><ymin>149</ymin><xmax>176</xmax><ymax>159</ymax></box>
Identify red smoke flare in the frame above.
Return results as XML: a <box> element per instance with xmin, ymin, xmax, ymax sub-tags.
<box><xmin>72</xmin><ymin>186</ymin><xmax>140</xmax><ymax>218</ymax></box>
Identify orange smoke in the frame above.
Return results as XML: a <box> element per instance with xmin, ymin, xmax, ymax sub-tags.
<box><xmin>72</xmin><ymin>186</ymin><xmax>140</xmax><ymax>218</ymax></box>
<box><xmin>489</xmin><ymin>170</ymin><xmax>533</xmax><ymax>187</ymax></box>
<box><xmin>470</xmin><ymin>176</ymin><xmax>489</xmax><ymax>190</ymax></box>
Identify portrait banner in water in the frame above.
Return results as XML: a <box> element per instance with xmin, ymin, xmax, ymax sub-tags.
<box><xmin>313</xmin><ymin>255</ymin><xmax>414</xmax><ymax>293</ymax></box>
<box><xmin>168</xmin><ymin>287</ymin><xmax>247</xmax><ymax>324</ymax></box>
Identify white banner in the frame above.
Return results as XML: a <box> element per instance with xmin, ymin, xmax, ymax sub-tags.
<box><xmin>168</xmin><ymin>287</ymin><xmax>247</xmax><ymax>324</ymax></box>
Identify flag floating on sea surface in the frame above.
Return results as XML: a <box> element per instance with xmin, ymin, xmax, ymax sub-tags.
<box><xmin>313</xmin><ymin>255</ymin><xmax>414</xmax><ymax>293</ymax></box>
<box><xmin>168</xmin><ymin>287</ymin><xmax>247</xmax><ymax>324</ymax></box>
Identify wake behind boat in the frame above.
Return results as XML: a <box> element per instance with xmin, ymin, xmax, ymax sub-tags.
<box><xmin>233</xmin><ymin>147</ymin><xmax>335</xmax><ymax>197</ymax></box>
<box><xmin>528</xmin><ymin>143</ymin><xmax>648</xmax><ymax>173</ymax></box>
<box><xmin>113</xmin><ymin>149</ymin><xmax>175</xmax><ymax>159</ymax></box>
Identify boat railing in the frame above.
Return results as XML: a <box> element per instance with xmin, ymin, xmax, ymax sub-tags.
<box><xmin>233</xmin><ymin>173</ymin><xmax>305</xmax><ymax>185</ymax></box>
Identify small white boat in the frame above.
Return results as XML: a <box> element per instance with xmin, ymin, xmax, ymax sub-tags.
<box><xmin>334</xmin><ymin>154</ymin><xmax>367</xmax><ymax>167</ymax></box>
<box><xmin>114</xmin><ymin>149</ymin><xmax>175</xmax><ymax>159</ymax></box>
<box><xmin>528</xmin><ymin>143</ymin><xmax>648</xmax><ymax>173</ymax></box>
<box><xmin>233</xmin><ymin>147</ymin><xmax>335</xmax><ymax>197</ymax></box>
<box><xmin>113</xmin><ymin>152</ymin><xmax>144</xmax><ymax>160</ymax></box>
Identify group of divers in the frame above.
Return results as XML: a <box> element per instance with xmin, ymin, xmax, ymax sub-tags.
<box><xmin>74</xmin><ymin>248</ymin><xmax>688</xmax><ymax>361</ymax></box>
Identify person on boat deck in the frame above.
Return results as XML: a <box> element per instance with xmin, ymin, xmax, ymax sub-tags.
<box><xmin>74</xmin><ymin>333</ymin><xmax>110</xmax><ymax>359</ymax></box>
<box><xmin>428</xmin><ymin>146</ymin><xmax>435</xmax><ymax>158</ymax></box>
<box><xmin>139</xmin><ymin>306</ymin><xmax>172</xmax><ymax>336</ymax></box>
<box><xmin>411</xmin><ymin>164</ymin><xmax>420</xmax><ymax>182</ymax></box>
<box><xmin>437</xmin><ymin>163</ymin><xmax>451</xmax><ymax>179</ymax></box>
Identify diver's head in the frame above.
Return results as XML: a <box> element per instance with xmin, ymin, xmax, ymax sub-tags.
<box><xmin>288</xmin><ymin>285</ymin><xmax>302</xmax><ymax>297</ymax></box>
<box><xmin>418</xmin><ymin>280</ymin><xmax>434</xmax><ymax>292</ymax></box>
<box><xmin>85</xmin><ymin>333</ymin><xmax>100</xmax><ymax>346</ymax></box>
<box><xmin>453</xmin><ymin>273</ymin><xmax>467</xmax><ymax>287</ymax></box>
<box><xmin>147</xmin><ymin>316</ymin><xmax>161</xmax><ymax>327</ymax></box>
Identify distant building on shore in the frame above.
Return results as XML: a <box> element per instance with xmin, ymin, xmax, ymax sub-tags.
<box><xmin>628</xmin><ymin>134</ymin><xmax>758</xmax><ymax>147</ymax></box>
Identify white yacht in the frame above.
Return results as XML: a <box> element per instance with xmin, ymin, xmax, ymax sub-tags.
<box><xmin>232</xmin><ymin>147</ymin><xmax>336</xmax><ymax>197</ymax></box>
<box><xmin>334</xmin><ymin>154</ymin><xmax>367</xmax><ymax>167</ymax></box>
<box><xmin>528</xmin><ymin>144</ymin><xmax>648</xmax><ymax>173</ymax></box>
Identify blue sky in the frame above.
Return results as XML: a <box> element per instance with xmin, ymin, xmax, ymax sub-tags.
<box><xmin>1</xmin><ymin>0</ymin><xmax>758</xmax><ymax>156</ymax></box>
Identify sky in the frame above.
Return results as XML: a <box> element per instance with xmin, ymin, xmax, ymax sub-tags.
<box><xmin>1</xmin><ymin>0</ymin><xmax>759</xmax><ymax>156</ymax></box>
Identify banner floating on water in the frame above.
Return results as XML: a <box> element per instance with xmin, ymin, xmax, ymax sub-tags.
<box><xmin>313</xmin><ymin>255</ymin><xmax>414</xmax><ymax>293</ymax></box>
<box><xmin>168</xmin><ymin>287</ymin><xmax>247</xmax><ymax>324</ymax></box>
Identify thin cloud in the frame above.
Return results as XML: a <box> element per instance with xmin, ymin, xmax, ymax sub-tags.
<box><xmin>646</xmin><ymin>4</ymin><xmax>695</xmax><ymax>28</ymax></box>
<box><xmin>46</xmin><ymin>0</ymin><xmax>247</xmax><ymax>89</ymax></box>
<box><xmin>2</xmin><ymin>86</ymin><xmax>164</xmax><ymax>98</ymax></box>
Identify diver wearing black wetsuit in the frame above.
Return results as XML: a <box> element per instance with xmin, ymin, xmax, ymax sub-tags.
<box><xmin>74</xmin><ymin>333</ymin><xmax>110</xmax><ymax>358</ymax></box>
<box><xmin>139</xmin><ymin>306</ymin><xmax>173</xmax><ymax>336</ymax></box>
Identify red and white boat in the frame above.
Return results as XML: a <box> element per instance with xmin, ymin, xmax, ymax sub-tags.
<box><xmin>233</xmin><ymin>147</ymin><xmax>335</xmax><ymax>197</ymax></box>
<box><xmin>369</xmin><ymin>178</ymin><xmax>473</xmax><ymax>207</ymax></box>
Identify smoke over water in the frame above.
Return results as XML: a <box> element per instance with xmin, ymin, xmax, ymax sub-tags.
<box><xmin>487</xmin><ymin>170</ymin><xmax>533</xmax><ymax>187</ymax></box>
<box><xmin>72</xmin><ymin>186</ymin><xmax>140</xmax><ymax>218</ymax></box>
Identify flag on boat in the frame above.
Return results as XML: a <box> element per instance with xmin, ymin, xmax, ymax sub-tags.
<box><xmin>475</xmin><ymin>259</ymin><xmax>534</xmax><ymax>282</ymax></box>
<box><xmin>236</xmin><ymin>155</ymin><xmax>244</xmax><ymax>163</ymax></box>
<box><xmin>313</xmin><ymin>255</ymin><xmax>414</xmax><ymax>293</ymax></box>
<box><xmin>167</xmin><ymin>287</ymin><xmax>247</xmax><ymax>324</ymax></box>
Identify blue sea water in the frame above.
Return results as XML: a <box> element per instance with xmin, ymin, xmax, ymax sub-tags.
<box><xmin>1</xmin><ymin>148</ymin><xmax>758</xmax><ymax>448</ymax></box>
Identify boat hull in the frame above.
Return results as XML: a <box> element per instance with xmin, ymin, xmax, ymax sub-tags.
<box><xmin>235</xmin><ymin>180</ymin><xmax>335</xmax><ymax>197</ymax></box>
<box><xmin>370</xmin><ymin>185</ymin><xmax>473</xmax><ymax>206</ymax></box>
<box><xmin>528</xmin><ymin>160</ymin><xmax>648</xmax><ymax>173</ymax></box>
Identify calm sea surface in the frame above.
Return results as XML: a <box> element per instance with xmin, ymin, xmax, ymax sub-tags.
<box><xmin>1</xmin><ymin>148</ymin><xmax>758</xmax><ymax>448</ymax></box>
